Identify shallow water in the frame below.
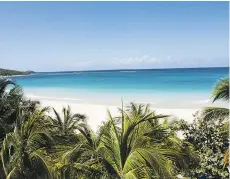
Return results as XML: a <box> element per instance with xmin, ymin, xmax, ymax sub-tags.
<box><xmin>11</xmin><ymin>67</ymin><xmax>229</xmax><ymax>108</ymax></box>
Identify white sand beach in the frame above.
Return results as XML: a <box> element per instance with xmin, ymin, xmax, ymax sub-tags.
<box><xmin>24</xmin><ymin>86</ymin><xmax>228</xmax><ymax>132</ymax></box>
<box><xmin>35</xmin><ymin>98</ymin><xmax>199</xmax><ymax>132</ymax></box>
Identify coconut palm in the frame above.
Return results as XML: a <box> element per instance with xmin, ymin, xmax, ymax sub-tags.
<box><xmin>202</xmin><ymin>77</ymin><xmax>229</xmax><ymax>121</ymax></box>
<box><xmin>0</xmin><ymin>78</ymin><xmax>15</xmax><ymax>95</ymax></box>
<box><xmin>51</xmin><ymin>121</ymin><xmax>103</xmax><ymax>179</ymax></box>
<box><xmin>97</xmin><ymin>102</ymin><xmax>194</xmax><ymax>178</ymax></box>
<box><xmin>58</xmin><ymin>103</ymin><xmax>190</xmax><ymax>179</ymax></box>
<box><xmin>0</xmin><ymin>78</ymin><xmax>49</xmax><ymax>179</ymax></box>
<box><xmin>38</xmin><ymin>107</ymin><xmax>87</xmax><ymax>179</ymax></box>
<box><xmin>1</xmin><ymin>109</ymin><xmax>53</xmax><ymax>179</ymax></box>
<box><xmin>0</xmin><ymin>79</ymin><xmax>23</xmax><ymax>142</ymax></box>
<box><xmin>0</xmin><ymin>78</ymin><xmax>48</xmax><ymax>143</ymax></box>
<box><xmin>49</xmin><ymin>106</ymin><xmax>86</xmax><ymax>136</ymax></box>
<box><xmin>0</xmin><ymin>78</ymin><xmax>22</xmax><ymax>114</ymax></box>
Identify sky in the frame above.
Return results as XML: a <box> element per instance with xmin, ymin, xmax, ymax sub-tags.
<box><xmin>0</xmin><ymin>2</ymin><xmax>229</xmax><ymax>71</ymax></box>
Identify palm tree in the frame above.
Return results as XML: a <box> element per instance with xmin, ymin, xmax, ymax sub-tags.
<box><xmin>202</xmin><ymin>77</ymin><xmax>229</xmax><ymax>121</ymax></box>
<box><xmin>0</xmin><ymin>78</ymin><xmax>48</xmax><ymax>142</ymax></box>
<box><xmin>49</xmin><ymin>106</ymin><xmax>86</xmax><ymax>136</ymax></box>
<box><xmin>50</xmin><ymin>108</ymin><xmax>100</xmax><ymax>179</ymax></box>
<box><xmin>0</xmin><ymin>78</ymin><xmax>23</xmax><ymax>141</ymax></box>
<box><xmin>0</xmin><ymin>78</ymin><xmax>16</xmax><ymax>96</ymax></box>
<box><xmin>52</xmin><ymin>124</ymin><xmax>103</xmax><ymax>179</ymax></box>
<box><xmin>1</xmin><ymin>109</ymin><xmax>53</xmax><ymax>179</ymax></box>
<box><xmin>0</xmin><ymin>78</ymin><xmax>50</xmax><ymax>179</ymax></box>
<box><xmin>97</xmin><ymin>102</ymin><xmax>195</xmax><ymax>178</ymax></box>
<box><xmin>58</xmin><ymin>103</ymin><xmax>191</xmax><ymax>179</ymax></box>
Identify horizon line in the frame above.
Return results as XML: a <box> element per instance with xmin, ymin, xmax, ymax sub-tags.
<box><xmin>36</xmin><ymin>66</ymin><xmax>229</xmax><ymax>73</ymax></box>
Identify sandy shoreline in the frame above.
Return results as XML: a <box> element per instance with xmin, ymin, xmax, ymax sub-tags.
<box><xmin>37</xmin><ymin>99</ymin><xmax>199</xmax><ymax>132</ymax></box>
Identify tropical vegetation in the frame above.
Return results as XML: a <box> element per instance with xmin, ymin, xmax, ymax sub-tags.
<box><xmin>177</xmin><ymin>77</ymin><xmax>229</xmax><ymax>178</ymax></box>
<box><xmin>0</xmin><ymin>68</ymin><xmax>33</xmax><ymax>76</ymax></box>
<box><xmin>0</xmin><ymin>77</ymin><xmax>228</xmax><ymax>179</ymax></box>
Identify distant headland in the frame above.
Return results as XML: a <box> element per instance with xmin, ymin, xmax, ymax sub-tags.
<box><xmin>0</xmin><ymin>68</ymin><xmax>34</xmax><ymax>76</ymax></box>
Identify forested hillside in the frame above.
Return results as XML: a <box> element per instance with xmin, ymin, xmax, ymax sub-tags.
<box><xmin>0</xmin><ymin>68</ymin><xmax>33</xmax><ymax>76</ymax></box>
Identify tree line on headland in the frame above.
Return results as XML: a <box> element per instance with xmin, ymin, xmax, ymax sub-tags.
<box><xmin>0</xmin><ymin>68</ymin><xmax>33</xmax><ymax>76</ymax></box>
<box><xmin>0</xmin><ymin>77</ymin><xmax>229</xmax><ymax>179</ymax></box>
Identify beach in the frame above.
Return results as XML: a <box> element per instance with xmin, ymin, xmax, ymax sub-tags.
<box><xmin>12</xmin><ymin>67</ymin><xmax>227</xmax><ymax>132</ymax></box>
<box><xmin>1</xmin><ymin>2</ymin><xmax>229</xmax><ymax>178</ymax></box>
<box><xmin>28</xmin><ymin>97</ymin><xmax>198</xmax><ymax>132</ymax></box>
<box><xmin>9</xmin><ymin>67</ymin><xmax>226</xmax><ymax>131</ymax></box>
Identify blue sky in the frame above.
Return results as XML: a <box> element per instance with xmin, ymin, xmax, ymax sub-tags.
<box><xmin>0</xmin><ymin>2</ymin><xmax>229</xmax><ymax>71</ymax></box>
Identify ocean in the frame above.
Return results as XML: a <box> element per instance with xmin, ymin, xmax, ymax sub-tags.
<box><xmin>11</xmin><ymin>67</ymin><xmax>229</xmax><ymax>108</ymax></box>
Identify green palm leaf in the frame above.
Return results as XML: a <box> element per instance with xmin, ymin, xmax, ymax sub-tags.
<box><xmin>212</xmin><ymin>77</ymin><xmax>229</xmax><ymax>102</ymax></box>
<box><xmin>50</xmin><ymin>106</ymin><xmax>86</xmax><ymax>135</ymax></box>
<box><xmin>1</xmin><ymin>110</ymin><xmax>52</xmax><ymax>179</ymax></box>
<box><xmin>202</xmin><ymin>107</ymin><xmax>229</xmax><ymax>121</ymax></box>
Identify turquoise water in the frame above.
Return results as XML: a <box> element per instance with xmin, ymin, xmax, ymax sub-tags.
<box><xmin>10</xmin><ymin>67</ymin><xmax>229</xmax><ymax>107</ymax></box>
<box><xmin>12</xmin><ymin>67</ymin><xmax>228</xmax><ymax>92</ymax></box>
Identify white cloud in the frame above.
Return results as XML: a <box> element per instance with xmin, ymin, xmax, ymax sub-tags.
<box><xmin>53</xmin><ymin>55</ymin><xmax>179</xmax><ymax>71</ymax></box>
<box><xmin>112</xmin><ymin>55</ymin><xmax>160</xmax><ymax>65</ymax></box>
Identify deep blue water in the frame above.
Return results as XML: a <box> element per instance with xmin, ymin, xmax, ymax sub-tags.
<box><xmin>11</xmin><ymin>67</ymin><xmax>228</xmax><ymax>94</ymax></box>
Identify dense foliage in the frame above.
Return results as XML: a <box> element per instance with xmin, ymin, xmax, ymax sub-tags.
<box><xmin>0</xmin><ymin>77</ymin><xmax>228</xmax><ymax>179</ymax></box>
<box><xmin>178</xmin><ymin>77</ymin><xmax>229</xmax><ymax>179</ymax></box>
<box><xmin>178</xmin><ymin>114</ymin><xmax>229</xmax><ymax>178</ymax></box>
<box><xmin>0</xmin><ymin>68</ymin><xmax>33</xmax><ymax>76</ymax></box>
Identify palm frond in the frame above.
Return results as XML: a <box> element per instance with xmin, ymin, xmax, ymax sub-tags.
<box><xmin>30</xmin><ymin>152</ymin><xmax>50</xmax><ymax>179</ymax></box>
<box><xmin>223</xmin><ymin>149</ymin><xmax>229</xmax><ymax>168</ymax></box>
<box><xmin>212</xmin><ymin>77</ymin><xmax>229</xmax><ymax>102</ymax></box>
<box><xmin>50</xmin><ymin>106</ymin><xmax>86</xmax><ymax>135</ymax></box>
<box><xmin>6</xmin><ymin>167</ymin><xmax>24</xmax><ymax>179</ymax></box>
<box><xmin>202</xmin><ymin>107</ymin><xmax>229</xmax><ymax>121</ymax></box>
<box><xmin>52</xmin><ymin>108</ymin><xmax>63</xmax><ymax>128</ymax></box>
<box><xmin>0</xmin><ymin>78</ymin><xmax>15</xmax><ymax>97</ymax></box>
<box><xmin>124</xmin><ymin>147</ymin><xmax>174</xmax><ymax>179</ymax></box>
